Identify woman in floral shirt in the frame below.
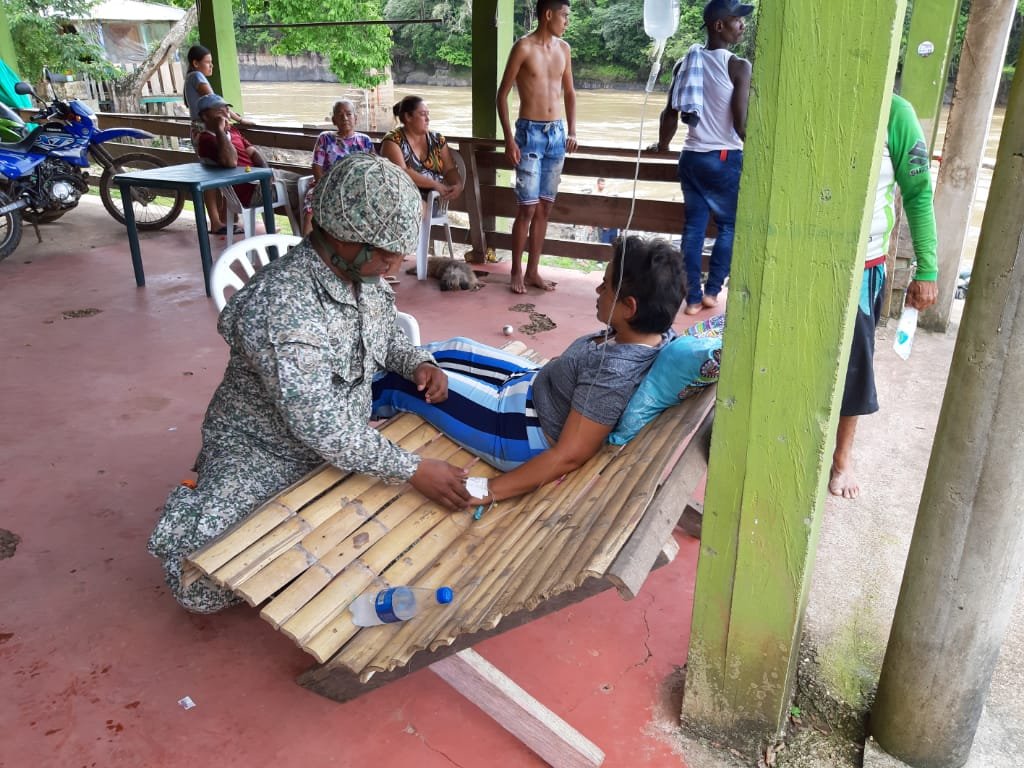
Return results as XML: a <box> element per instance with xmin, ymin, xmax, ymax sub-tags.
<box><xmin>381</xmin><ymin>95</ymin><xmax>464</xmax><ymax>203</ymax></box>
<box><xmin>301</xmin><ymin>99</ymin><xmax>375</xmax><ymax>234</ymax></box>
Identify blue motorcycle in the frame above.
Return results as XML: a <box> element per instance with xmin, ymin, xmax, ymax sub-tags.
<box><xmin>0</xmin><ymin>78</ymin><xmax>184</xmax><ymax>260</ymax></box>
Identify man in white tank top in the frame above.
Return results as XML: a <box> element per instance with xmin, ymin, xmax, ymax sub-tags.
<box><xmin>653</xmin><ymin>0</ymin><xmax>753</xmax><ymax>315</ymax></box>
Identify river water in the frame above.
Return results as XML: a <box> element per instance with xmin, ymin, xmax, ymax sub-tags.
<box><xmin>242</xmin><ymin>82</ymin><xmax>1000</xmax><ymax>259</ymax></box>
<box><xmin>242</xmin><ymin>82</ymin><xmax>675</xmax><ymax>200</ymax></box>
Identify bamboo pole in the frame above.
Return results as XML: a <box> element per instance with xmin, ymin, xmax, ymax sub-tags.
<box><xmin>282</xmin><ymin>499</ymin><xmax>462</xmax><ymax>644</ymax></box>
<box><xmin>187</xmin><ymin>500</ymin><xmax>295</xmax><ymax>575</ymax></box>
<box><xmin>186</xmin><ymin>413</ymin><xmax>427</xmax><ymax>576</ymax></box>
<box><xmin>584</xmin><ymin>398</ymin><xmax>712</xmax><ymax>578</ymax></box>
<box><xmin>250</xmin><ymin>437</ymin><xmax>471</xmax><ymax>619</ymax></box>
<box><xmin>310</xmin><ymin>514</ymin><xmax>471</xmax><ymax>667</ymax></box>
<box><xmin>259</xmin><ymin>494</ymin><xmax>433</xmax><ymax>628</ymax></box>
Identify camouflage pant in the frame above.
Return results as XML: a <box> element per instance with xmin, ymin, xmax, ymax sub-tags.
<box><xmin>147</xmin><ymin>436</ymin><xmax>319</xmax><ymax>613</ymax></box>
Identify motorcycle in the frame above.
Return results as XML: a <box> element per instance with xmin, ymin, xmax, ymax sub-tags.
<box><xmin>0</xmin><ymin>77</ymin><xmax>184</xmax><ymax>261</ymax></box>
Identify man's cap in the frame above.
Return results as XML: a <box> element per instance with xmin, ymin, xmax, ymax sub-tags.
<box><xmin>196</xmin><ymin>93</ymin><xmax>232</xmax><ymax>113</ymax></box>
<box><xmin>703</xmin><ymin>0</ymin><xmax>754</xmax><ymax>25</ymax></box>
<box><xmin>311</xmin><ymin>153</ymin><xmax>421</xmax><ymax>255</ymax></box>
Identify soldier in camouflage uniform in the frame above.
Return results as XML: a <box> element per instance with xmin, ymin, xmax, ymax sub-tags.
<box><xmin>148</xmin><ymin>153</ymin><xmax>471</xmax><ymax>613</ymax></box>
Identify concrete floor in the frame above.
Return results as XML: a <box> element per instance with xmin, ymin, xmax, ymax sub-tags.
<box><xmin>800</xmin><ymin>308</ymin><xmax>1024</xmax><ymax>767</ymax></box>
<box><xmin>0</xmin><ymin>198</ymin><xmax>719</xmax><ymax>768</ymax></box>
<box><xmin>5</xmin><ymin>198</ymin><xmax>1019</xmax><ymax>768</ymax></box>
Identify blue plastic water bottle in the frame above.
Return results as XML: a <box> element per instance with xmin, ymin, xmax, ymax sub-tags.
<box><xmin>350</xmin><ymin>585</ymin><xmax>455</xmax><ymax>627</ymax></box>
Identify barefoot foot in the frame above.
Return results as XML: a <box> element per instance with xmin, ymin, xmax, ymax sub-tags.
<box><xmin>524</xmin><ymin>271</ymin><xmax>556</xmax><ymax>291</ymax></box>
<box><xmin>702</xmin><ymin>294</ymin><xmax>719</xmax><ymax>308</ymax></box>
<box><xmin>828</xmin><ymin>464</ymin><xmax>860</xmax><ymax>499</ymax></box>
<box><xmin>510</xmin><ymin>271</ymin><xmax>527</xmax><ymax>294</ymax></box>
<box><xmin>684</xmin><ymin>303</ymin><xmax>703</xmax><ymax>316</ymax></box>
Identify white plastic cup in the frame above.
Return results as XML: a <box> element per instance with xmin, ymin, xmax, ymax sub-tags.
<box><xmin>893</xmin><ymin>306</ymin><xmax>919</xmax><ymax>361</ymax></box>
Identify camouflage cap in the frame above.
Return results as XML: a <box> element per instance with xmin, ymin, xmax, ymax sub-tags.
<box><xmin>311</xmin><ymin>153</ymin><xmax>421</xmax><ymax>255</ymax></box>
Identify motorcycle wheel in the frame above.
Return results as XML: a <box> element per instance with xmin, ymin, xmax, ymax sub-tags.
<box><xmin>0</xmin><ymin>190</ymin><xmax>24</xmax><ymax>262</ymax></box>
<box><xmin>99</xmin><ymin>151</ymin><xmax>184</xmax><ymax>232</ymax></box>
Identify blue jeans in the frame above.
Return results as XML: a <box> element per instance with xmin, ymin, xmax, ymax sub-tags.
<box><xmin>514</xmin><ymin>119</ymin><xmax>566</xmax><ymax>204</ymax></box>
<box><xmin>679</xmin><ymin>149</ymin><xmax>743</xmax><ymax>305</ymax></box>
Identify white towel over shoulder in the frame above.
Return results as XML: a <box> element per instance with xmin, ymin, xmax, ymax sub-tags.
<box><xmin>670</xmin><ymin>44</ymin><xmax>705</xmax><ymax>126</ymax></box>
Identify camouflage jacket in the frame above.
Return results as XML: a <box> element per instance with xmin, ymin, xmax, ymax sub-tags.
<box><xmin>206</xmin><ymin>242</ymin><xmax>434</xmax><ymax>483</ymax></box>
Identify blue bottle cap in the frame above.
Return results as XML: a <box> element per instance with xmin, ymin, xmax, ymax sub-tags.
<box><xmin>436</xmin><ymin>586</ymin><xmax>454</xmax><ymax>604</ymax></box>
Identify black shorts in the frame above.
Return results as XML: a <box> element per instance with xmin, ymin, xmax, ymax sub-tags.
<box><xmin>841</xmin><ymin>265</ymin><xmax>885</xmax><ymax>417</ymax></box>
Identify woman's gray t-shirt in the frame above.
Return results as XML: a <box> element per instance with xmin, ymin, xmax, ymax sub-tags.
<box><xmin>531</xmin><ymin>330</ymin><xmax>672</xmax><ymax>443</ymax></box>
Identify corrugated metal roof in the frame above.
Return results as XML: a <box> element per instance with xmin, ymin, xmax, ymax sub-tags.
<box><xmin>72</xmin><ymin>0</ymin><xmax>185</xmax><ymax>22</ymax></box>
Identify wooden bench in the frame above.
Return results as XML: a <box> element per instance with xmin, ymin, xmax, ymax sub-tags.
<box><xmin>185</xmin><ymin>342</ymin><xmax>714</xmax><ymax>766</ymax></box>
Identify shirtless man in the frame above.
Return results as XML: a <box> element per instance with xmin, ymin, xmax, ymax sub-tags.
<box><xmin>497</xmin><ymin>0</ymin><xmax>578</xmax><ymax>294</ymax></box>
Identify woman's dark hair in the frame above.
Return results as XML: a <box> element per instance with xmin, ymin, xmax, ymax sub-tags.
<box><xmin>609</xmin><ymin>236</ymin><xmax>686</xmax><ymax>334</ymax></box>
<box><xmin>186</xmin><ymin>45</ymin><xmax>211</xmax><ymax>72</ymax></box>
<box><xmin>393</xmin><ymin>95</ymin><xmax>424</xmax><ymax>124</ymax></box>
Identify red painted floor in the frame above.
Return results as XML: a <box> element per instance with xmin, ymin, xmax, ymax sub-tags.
<box><xmin>0</xmin><ymin>200</ymin><xmax>714</xmax><ymax>767</ymax></box>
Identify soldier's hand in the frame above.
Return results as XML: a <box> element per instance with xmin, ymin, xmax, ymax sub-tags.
<box><xmin>410</xmin><ymin>459</ymin><xmax>471</xmax><ymax>509</ymax></box>
<box><xmin>413</xmin><ymin>363</ymin><xmax>447</xmax><ymax>403</ymax></box>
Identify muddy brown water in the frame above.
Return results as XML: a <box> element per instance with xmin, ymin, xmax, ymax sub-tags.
<box><xmin>242</xmin><ymin>82</ymin><xmax>1002</xmax><ymax>264</ymax></box>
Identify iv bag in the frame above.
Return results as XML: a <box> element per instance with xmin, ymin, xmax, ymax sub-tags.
<box><xmin>644</xmin><ymin>0</ymin><xmax>680</xmax><ymax>42</ymax></box>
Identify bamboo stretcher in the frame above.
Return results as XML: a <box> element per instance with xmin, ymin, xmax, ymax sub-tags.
<box><xmin>185</xmin><ymin>341</ymin><xmax>715</xmax><ymax>704</ymax></box>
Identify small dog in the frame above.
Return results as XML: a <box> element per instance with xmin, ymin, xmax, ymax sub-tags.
<box><xmin>408</xmin><ymin>257</ymin><xmax>487</xmax><ymax>291</ymax></box>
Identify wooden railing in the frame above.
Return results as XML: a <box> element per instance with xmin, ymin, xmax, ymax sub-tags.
<box><xmin>93</xmin><ymin>113</ymin><xmax>687</xmax><ymax>263</ymax></box>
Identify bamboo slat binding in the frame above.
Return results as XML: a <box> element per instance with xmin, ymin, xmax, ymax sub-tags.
<box><xmin>185</xmin><ymin>343</ymin><xmax>714</xmax><ymax>688</ymax></box>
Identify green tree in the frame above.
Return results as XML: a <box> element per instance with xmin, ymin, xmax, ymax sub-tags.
<box><xmin>268</xmin><ymin>0</ymin><xmax>392</xmax><ymax>87</ymax></box>
<box><xmin>385</xmin><ymin>0</ymin><xmax>472</xmax><ymax>70</ymax></box>
<box><xmin>1</xmin><ymin>0</ymin><xmax>118</xmax><ymax>86</ymax></box>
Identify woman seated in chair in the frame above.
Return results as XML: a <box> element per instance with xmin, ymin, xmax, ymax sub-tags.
<box><xmin>371</xmin><ymin>236</ymin><xmax>685</xmax><ymax>507</ymax></box>
<box><xmin>380</xmin><ymin>95</ymin><xmax>464</xmax><ymax>203</ymax></box>
<box><xmin>301</xmin><ymin>99</ymin><xmax>375</xmax><ymax>235</ymax></box>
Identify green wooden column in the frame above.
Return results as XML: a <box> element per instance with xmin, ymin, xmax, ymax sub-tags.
<box><xmin>0</xmin><ymin>9</ymin><xmax>19</xmax><ymax>76</ymax></box>
<box><xmin>471</xmin><ymin>0</ymin><xmax>513</xmax><ymax>140</ymax></box>
<box><xmin>680</xmin><ymin>0</ymin><xmax>907</xmax><ymax>753</ymax></box>
<box><xmin>197</xmin><ymin>0</ymin><xmax>243</xmax><ymax>110</ymax></box>
<box><xmin>899</xmin><ymin>0</ymin><xmax>962</xmax><ymax>153</ymax></box>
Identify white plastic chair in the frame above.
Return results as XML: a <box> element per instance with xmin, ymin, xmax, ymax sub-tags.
<box><xmin>297</xmin><ymin>174</ymin><xmax>314</xmax><ymax>207</ymax></box>
<box><xmin>395</xmin><ymin>311</ymin><xmax>421</xmax><ymax>346</ymax></box>
<box><xmin>222</xmin><ymin>178</ymin><xmax>300</xmax><ymax>247</ymax></box>
<box><xmin>416</xmin><ymin>148</ymin><xmax>466</xmax><ymax>280</ymax></box>
<box><xmin>211</xmin><ymin>233</ymin><xmax>422</xmax><ymax>347</ymax></box>
<box><xmin>212</xmin><ymin>234</ymin><xmax>303</xmax><ymax>312</ymax></box>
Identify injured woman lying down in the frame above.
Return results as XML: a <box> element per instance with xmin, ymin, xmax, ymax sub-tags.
<box><xmin>371</xmin><ymin>235</ymin><xmax>686</xmax><ymax>508</ymax></box>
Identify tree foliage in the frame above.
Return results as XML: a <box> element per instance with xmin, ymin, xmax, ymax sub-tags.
<box><xmin>385</xmin><ymin>0</ymin><xmax>472</xmax><ymax>70</ymax></box>
<box><xmin>1</xmin><ymin>0</ymin><xmax>118</xmax><ymax>86</ymax></box>
<box><xmin>265</xmin><ymin>0</ymin><xmax>392</xmax><ymax>87</ymax></box>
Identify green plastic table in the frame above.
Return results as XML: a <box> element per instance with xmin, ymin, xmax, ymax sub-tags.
<box><xmin>114</xmin><ymin>163</ymin><xmax>276</xmax><ymax>297</ymax></box>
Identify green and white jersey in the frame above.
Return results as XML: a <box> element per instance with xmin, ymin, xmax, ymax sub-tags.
<box><xmin>865</xmin><ymin>94</ymin><xmax>938</xmax><ymax>280</ymax></box>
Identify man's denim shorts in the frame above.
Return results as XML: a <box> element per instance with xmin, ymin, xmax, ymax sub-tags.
<box><xmin>514</xmin><ymin>119</ymin><xmax>566</xmax><ymax>205</ymax></box>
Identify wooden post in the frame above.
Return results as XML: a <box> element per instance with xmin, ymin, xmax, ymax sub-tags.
<box><xmin>680</xmin><ymin>0</ymin><xmax>906</xmax><ymax>755</ymax></box>
<box><xmin>899</xmin><ymin>0</ymin><xmax>963</xmax><ymax>153</ymax></box>
<box><xmin>871</xmin><ymin>60</ymin><xmax>1024</xmax><ymax>768</ymax></box>
<box><xmin>918</xmin><ymin>0</ymin><xmax>1016</xmax><ymax>333</ymax></box>
<box><xmin>881</xmin><ymin>0</ymin><xmax>962</xmax><ymax>320</ymax></box>
<box><xmin>0</xmin><ymin>9</ymin><xmax>18</xmax><ymax>77</ymax></box>
<box><xmin>471</xmin><ymin>0</ymin><xmax>511</xmax><ymax>242</ymax></box>
<box><xmin>471</xmin><ymin>0</ymin><xmax>512</xmax><ymax>140</ymax></box>
<box><xmin>197</xmin><ymin>0</ymin><xmax>243</xmax><ymax>110</ymax></box>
